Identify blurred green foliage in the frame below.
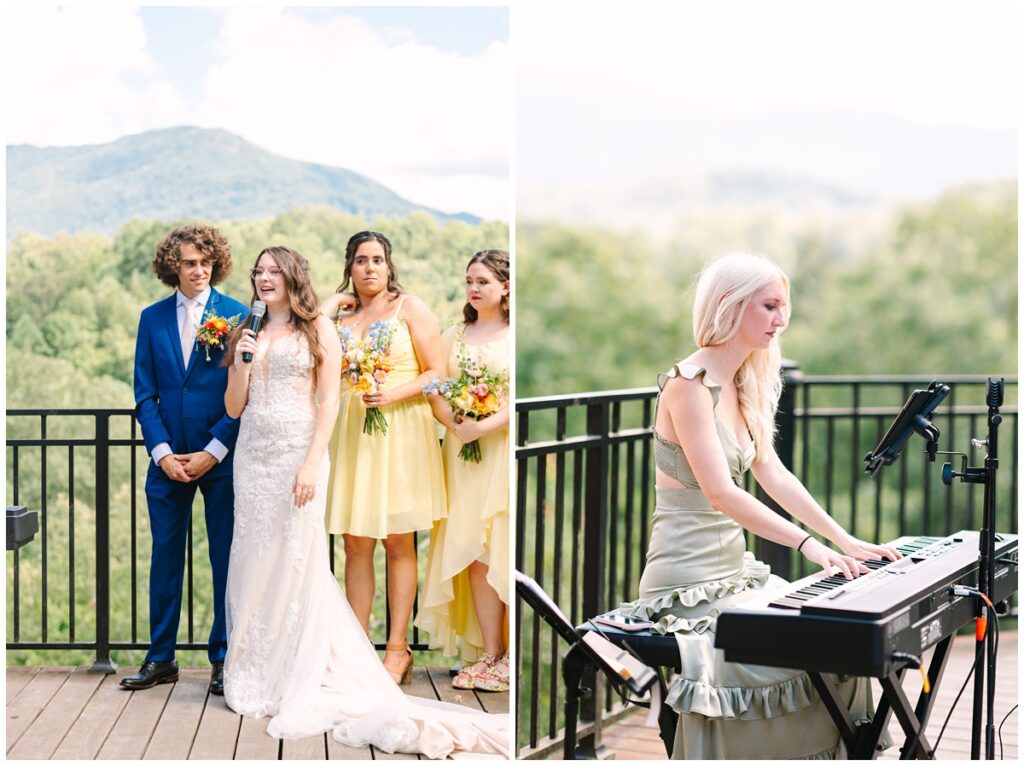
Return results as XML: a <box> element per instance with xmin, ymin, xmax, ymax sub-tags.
<box><xmin>517</xmin><ymin>181</ymin><xmax>1017</xmax><ymax>397</ymax></box>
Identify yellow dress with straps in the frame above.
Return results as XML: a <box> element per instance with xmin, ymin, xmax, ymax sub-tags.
<box><xmin>417</xmin><ymin>325</ymin><xmax>509</xmax><ymax>661</ymax></box>
<box><xmin>324</xmin><ymin>298</ymin><xmax>446</xmax><ymax>538</ymax></box>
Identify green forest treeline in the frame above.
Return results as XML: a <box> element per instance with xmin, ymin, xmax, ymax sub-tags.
<box><xmin>7</xmin><ymin>208</ymin><xmax>509</xmax><ymax>409</ymax></box>
<box><xmin>517</xmin><ymin>180</ymin><xmax>1017</xmax><ymax>397</ymax></box>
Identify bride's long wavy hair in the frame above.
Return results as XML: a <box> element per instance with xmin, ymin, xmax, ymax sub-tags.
<box><xmin>691</xmin><ymin>253</ymin><xmax>791</xmax><ymax>457</ymax></box>
<box><xmin>225</xmin><ymin>247</ymin><xmax>325</xmax><ymax>376</ymax></box>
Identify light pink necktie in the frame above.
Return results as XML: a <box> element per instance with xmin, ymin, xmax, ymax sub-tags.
<box><xmin>181</xmin><ymin>299</ymin><xmax>201</xmax><ymax>365</ymax></box>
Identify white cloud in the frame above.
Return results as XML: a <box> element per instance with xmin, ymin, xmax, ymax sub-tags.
<box><xmin>6</xmin><ymin>7</ymin><xmax>186</xmax><ymax>146</ymax></box>
<box><xmin>518</xmin><ymin>6</ymin><xmax>1016</xmax><ymax>130</ymax></box>
<box><xmin>516</xmin><ymin>5</ymin><xmax>1017</xmax><ymax>205</ymax></box>
<box><xmin>6</xmin><ymin>7</ymin><xmax>509</xmax><ymax>220</ymax></box>
<box><xmin>196</xmin><ymin>8</ymin><xmax>509</xmax><ymax>218</ymax></box>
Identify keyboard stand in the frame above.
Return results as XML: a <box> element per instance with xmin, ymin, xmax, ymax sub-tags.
<box><xmin>567</xmin><ymin>621</ymin><xmax>956</xmax><ymax>759</ymax></box>
<box><xmin>806</xmin><ymin>633</ymin><xmax>954</xmax><ymax>759</ymax></box>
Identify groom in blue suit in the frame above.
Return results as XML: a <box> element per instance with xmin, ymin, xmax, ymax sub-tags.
<box><xmin>123</xmin><ymin>223</ymin><xmax>248</xmax><ymax>694</ymax></box>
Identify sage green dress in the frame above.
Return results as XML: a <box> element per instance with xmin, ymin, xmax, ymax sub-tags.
<box><xmin>618</xmin><ymin>363</ymin><xmax>881</xmax><ymax>759</ymax></box>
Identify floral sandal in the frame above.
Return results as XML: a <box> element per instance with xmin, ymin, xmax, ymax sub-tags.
<box><xmin>473</xmin><ymin>654</ymin><xmax>510</xmax><ymax>693</ymax></box>
<box><xmin>453</xmin><ymin>653</ymin><xmax>509</xmax><ymax>692</ymax></box>
<box><xmin>452</xmin><ymin>655</ymin><xmax>489</xmax><ymax>689</ymax></box>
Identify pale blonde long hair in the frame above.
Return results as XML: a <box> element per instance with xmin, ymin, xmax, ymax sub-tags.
<box><xmin>692</xmin><ymin>253</ymin><xmax>791</xmax><ymax>457</ymax></box>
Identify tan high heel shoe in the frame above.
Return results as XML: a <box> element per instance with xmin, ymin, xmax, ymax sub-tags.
<box><xmin>384</xmin><ymin>641</ymin><xmax>414</xmax><ymax>685</ymax></box>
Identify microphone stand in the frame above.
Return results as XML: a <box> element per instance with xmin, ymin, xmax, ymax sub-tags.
<box><xmin>941</xmin><ymin>377</ymin><xmax>1003</xmax><ymax>760</ymax></box>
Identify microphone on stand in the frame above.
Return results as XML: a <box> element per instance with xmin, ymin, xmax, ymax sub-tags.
<box><xmin>242</xmin><ymin>301</ymin><xmax>267</xmax><ymax>364</ymax></box>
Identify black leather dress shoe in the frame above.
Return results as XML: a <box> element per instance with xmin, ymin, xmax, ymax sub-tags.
<box><xmin>119</xmin><ymin>660</ymin><xmax>179</xmax><ymax>690</ymax></box>
<box><xmin>209</xmin><ymin>661</ymin><xmax>224</xmax><ymax>696</ymax></box>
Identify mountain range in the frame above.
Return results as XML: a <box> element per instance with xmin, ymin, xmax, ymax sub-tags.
<box><xmin>6</xmin><ymin>126</ymin><xmax>478</xmax><ymax>240</ymax></box>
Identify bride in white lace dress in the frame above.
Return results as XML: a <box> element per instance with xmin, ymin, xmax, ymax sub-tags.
<box><xmin>222</xmin><ymin>246</ymin><xmax>509</xmax><ymax>758</ymax></box>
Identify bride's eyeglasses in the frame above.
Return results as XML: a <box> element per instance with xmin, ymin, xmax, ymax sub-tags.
<box><xmin>251</xmin><ymin>268</ymin><xmax>284</xmax><ymax>279</ymax></box>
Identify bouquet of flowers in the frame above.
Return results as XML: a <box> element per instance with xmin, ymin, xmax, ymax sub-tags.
<box><xmin>424</xmin><ymin>348</ymin><xmax>509</xmax><ymax>463</ymax></box>
<box><xmin>195</xmin><ymin>310</ymin><xmax>242</xmax><ymax>361</ymax></box>
<box><xmin>338</xmin><ymin>320</ymin><xmax>396</xmax><ymax>435</ymax></box>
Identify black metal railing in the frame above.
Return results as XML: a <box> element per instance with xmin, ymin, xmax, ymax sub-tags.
<box><xmin>5</xmin><ymin>408</ymin><xmax>431</xmax><ymax>670</ymax></box>
<box><xmin>515</xmin><ymin>372</ymin><xmax>1017</xmax><ymax>758</ymax></box>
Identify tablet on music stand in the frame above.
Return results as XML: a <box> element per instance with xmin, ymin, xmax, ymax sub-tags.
<box><xmin>864</xmin><ymin>381</ymin><xmax>949</xmax><ymax>477</ymax></box>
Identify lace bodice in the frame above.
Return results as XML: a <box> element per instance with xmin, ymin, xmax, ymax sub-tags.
<box><xmin>240</xmin><ymin>332</ymin><xmax>317</xmax><ymax>450</ymax></box>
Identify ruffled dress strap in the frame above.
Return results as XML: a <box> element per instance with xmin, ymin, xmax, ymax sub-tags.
<box><xmin>657</xmin><ymin>363</ymin><xmax>721</xmax><ymax>404</ymax></box>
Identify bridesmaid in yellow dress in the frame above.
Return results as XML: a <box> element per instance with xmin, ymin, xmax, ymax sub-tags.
<box><xmin>322</xmin><ymin>231</ymin><xmax>446</xmax><ymax>686</ymax></box>
<box><xmin>418</xmin><ymin>250</ymin><xmax>510</xmax><ymax>691</ymax></box>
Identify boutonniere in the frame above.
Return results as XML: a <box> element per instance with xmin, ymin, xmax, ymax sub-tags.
<box><xmin>195</xmin><ymin>309</ymin><xmax>242</xmax><ymax>361</ymax></box>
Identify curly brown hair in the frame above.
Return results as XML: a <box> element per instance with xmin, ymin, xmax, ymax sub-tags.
<box><xmin>152</xmin><ymin>223</ymin><xmax>233</xmax><ymax>288</ymax></box>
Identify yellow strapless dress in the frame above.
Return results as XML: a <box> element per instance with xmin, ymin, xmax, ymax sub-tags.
<box><xmin>325</xmin><ymin>318</ymin><xmax>446</xmax><ymax>538</ymax></box>
<box><xmin>417</xmin><ymin>326</ymin><xmax>509</xmax><ymax>661</ymax></box>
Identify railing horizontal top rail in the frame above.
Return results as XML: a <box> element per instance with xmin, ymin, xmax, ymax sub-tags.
<box><xmin>516</xmin><ymin>375</ymin><xmax>1018</xmax><ymax>412</ymax></box>
<box><xmin>7</xmin><ymin>409</ymin><xmax>136</xmax><ymax>416</ymax></box>
<box><xmin>514</xmin><ymin>387</ymin><xmax>658</xmax><ymax>411</ymax></box>
<box><xmin>792</xmin><ymin>374</ymin><xmax>1017</xmax><ymax>385</ymax></box>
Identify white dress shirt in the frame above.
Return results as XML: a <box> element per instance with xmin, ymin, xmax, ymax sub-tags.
<box><xmin>150</xmin><ymin>287</ymin><xmax>229</xmax><ymax>468</ymax></box>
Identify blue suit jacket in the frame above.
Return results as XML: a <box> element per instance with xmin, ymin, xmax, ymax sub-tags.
<box><xmin>134</xmin><ymin>288</ymin><xmax>250</xmax><ymax>479</ymax></box>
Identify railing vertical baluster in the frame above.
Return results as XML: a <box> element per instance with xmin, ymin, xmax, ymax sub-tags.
<box><xmin>514</xmin><ymin>410</ymin><xmax>529</xmax><ymax>752</ymax></box>
<box><xmin>873</xmin><ymin>417</ymin><xmax>883</xmax><ymax>540</ymax></box>
<box><xmin>411</xmin><ymin>530</ymin><xmax>420</xmax><ymax>647</ymax></box>
<box><xmin>514</xmin><ymin>411</ymin><xmax>529</xmax><ymax>753</ymax></box>
<box><xmin>68</xmin><ymin>445</ymin><xmax>75</xmax><ymax>642</ymax></box>
<box><xmin>91</xmin><ymin>412</ymin><xmax>115</xmax><ymax>673</ymax></box>
<box><xmin>13</xmin><ymin>549</ymin><xmax>20</xmax><ymax>642</ymax></box>
<box><xmin>187</xmin><ymin>517</ymin><xmax>194</xmax><ymax>644</ymax></box>
<box><xmin>825</xmin><ymin>416</ymin><xmax>835</xmax><ymax>522</ymax></box>
<box><xmin>13</xmin><ymin>445</ymin><xmax>20</xmax><ymax>505</ymax></box>
<box><xmin>570</xmin><ymin>449</ymin><xmax>582</xmax><ymax>625</ymax></box>
<box><xmin>577</xmin><ymin>401</ymin><xmax>609</xmax><ymax>759</ymax></box>
<box><xmin>1011</xmin><ymin>413</ymin><xmax>1018</xmax><ymax>533</ymax></box>
<box><xmin>41</xmin><ymin>415</ymin><xmax>48</xmax><ymax>642</ymax></box>
<box><xmin>623</xmin><ymin>440</ymin><xmax>635</xmax><ymax>603</ymax></box>
<box><xmin>531</xmin><ymin>452</ymin><xmax>546</xmax><ymax>749</ymax></box>
<box><xmin>922</xmin><ymin>449</ymin><xmax>932</xmax><ymax>538</ymax></box>
<box><xmin>898</xmin><ymin>383</ymin><xmax>909</xmax><ymax>536</ymax></box>
<box><xmin>130</xmin><ymin>417</ymin><xmax>138</xmax><ymax>643</ymax></box>
<box><xmin>944</xmin><ymin>386</ymin><xmax>956</xmax><ymax>535</ymax></box>
<box><xmin>550</xmin><ymin>434</ymin><xmax>566</xmax><ymax>740</ymax></box>
<box><xmin>798</xmin><ymin>381</ymin><xmax>810</xmax><ymax>579</ymax></box>
<box><xmin>967</xmin><ymin>413</ymin><xmax>977</xmax><ymax>531</ymax></box>
<box><xmin>850</xmin><ymin>384</ymin><xmax>859</xmax><ymax>539</ymax></box>
<box><xmin>640</xmin><ymin>399</ymin><xmax>651</xmax><ymax>572</ymax></box>
<box><xmin>606</xmin><ymin>403</ymin><xmax>620</xmax><ymax>622</ymax></box>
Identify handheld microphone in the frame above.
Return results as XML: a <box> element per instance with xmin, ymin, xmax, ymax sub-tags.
<box><xmin>242</xmin><ymin>301</ymin><xmax>267</xmax><ymax>363</ymax></box>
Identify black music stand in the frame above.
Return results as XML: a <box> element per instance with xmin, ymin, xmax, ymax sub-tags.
<box><xmin>866</xmin><ymin>378</ymin><xmax>1009</xmax><ymax>759</ymax></box>
<box><xmin>515</xmin><ymin>571</ymin><xmax>664</xmax><ymax>759</ymax></box>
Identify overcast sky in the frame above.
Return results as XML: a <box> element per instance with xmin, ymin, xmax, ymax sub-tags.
<box><xmin>6</xmin><ymin>6</ymin><xmax>510</xmax><ymax>219</ymax></box>
<box><xmin>517</xmin><ymin>5</ymin><xmax>1017</xmax><ymax>213</ymax></box>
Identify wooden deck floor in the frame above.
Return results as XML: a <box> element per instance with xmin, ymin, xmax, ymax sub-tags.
<box><xmin>6</xmin><ymin>665</ymin><xmax>508</xmax><ymax>760</ymax></box>
<box><xmin>598</xmin><ymin>632</ymin><xmax>1017</xmax><ymax>761</ymax></box>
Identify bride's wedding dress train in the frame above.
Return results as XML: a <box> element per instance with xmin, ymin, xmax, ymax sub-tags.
<box><xmin>223</xmin><ymin>333</ymin><xmax>509</xmax><ymax>758</ymax></box>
